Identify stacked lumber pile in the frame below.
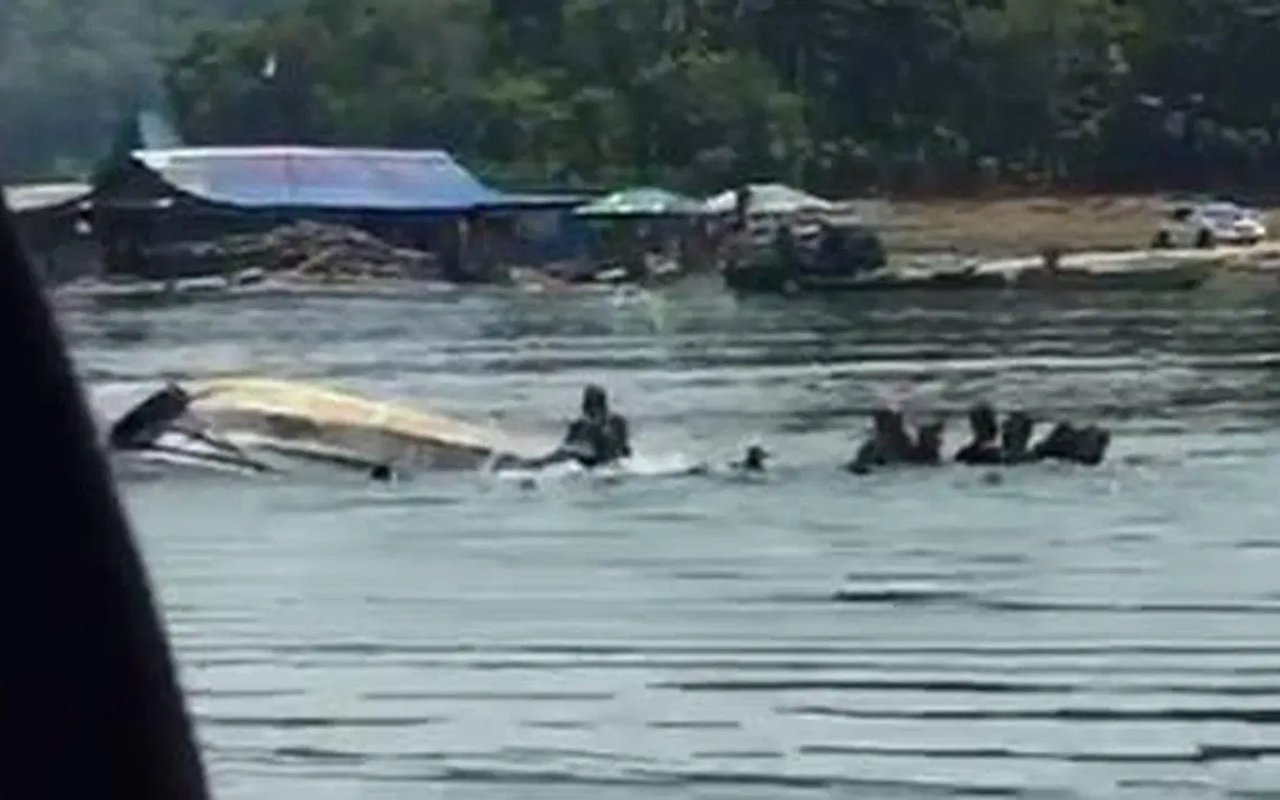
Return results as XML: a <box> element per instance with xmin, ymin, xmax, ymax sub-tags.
<box><xmin>210</xmin><ymin>221</ymin><xmax>440</xmax><ymax>281</ymax></box>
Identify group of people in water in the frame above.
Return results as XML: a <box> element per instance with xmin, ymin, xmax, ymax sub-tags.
<box><xmin>107</xmin><ymin>380</ymin><xmax>1110</xmax><ymax>480</ymax></box>
<box><xmin>844</xmin><ymin>400</ymin><xmax>1110</xmax><ymax>474</ymax></box>
<box><xmin>509</xmin><ymin>385</ymin><xmax>1111</xmax><ymax>476</ymax></box>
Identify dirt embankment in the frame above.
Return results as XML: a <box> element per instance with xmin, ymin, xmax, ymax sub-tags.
<box><xmin>871</xmin><ymin>195</ymin><xmax>1280</xmax><ymax>256</ymax></box>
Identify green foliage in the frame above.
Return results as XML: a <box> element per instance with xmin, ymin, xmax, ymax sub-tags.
<box><xmin>0</xmin><ymin>0</ymin><xmax>300</xmax><ymax>180</ymax></box>
<box><xmin>12</xmin><ymin>0</ymin><xmax>1280</xmax><ymax>193</ymax></box>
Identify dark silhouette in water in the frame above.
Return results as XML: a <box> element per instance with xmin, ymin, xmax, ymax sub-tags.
<box><xmin>955</xmin><ymin>402</ymin><xmax>1003</xmax><ymax>465</ymax></box>
<box><xmin>109</xmin><ymin>383</ymin><xmax>193</xmax><ymax>450</ymax></box>
<box><xmin>847</xmin><ymin>407</ymin><xmax>946</xmax><ymax>474</ymax></box>
<box><xmin>1000</xmin><ymin>411</ymin><xmax>1038</xmax><ymax>464</ymax></box>
<box><xmin>847</xmin><ymin>407</ymin><xmax>915</xmax><ymax>474</ymax></box>
<box><xmin>495</xmin><ymin>384</ymin><xmax>632</xmax><ymax>471</ymax></box>
<box><xmin>107</xmin><ymin>383</ymin><xmax>274</xmax><ymax>474</ymax></box>
<box><xmin>1075</xmin><ymin>426</ymin><xmax>1112</xmax><ymax>466</ymax></box>
<box><xmin>909</xmin><ymin>420</ymin><xmax>946</xmax><ymax>465</ymax></box>
<box><xmin>992</xmin><ymin>408</ymin><xmax>1112</xmax><ymax>467</ymax></box>
<box><xmin>731</xmin><ymin>444</ymin><xmax>771</xmax><ymax>473</ymax></box>
<box><xmin>562</xmin><ymin>384</ymin><xmax>631</xmax><ymax>467</ymax></box>
<box><xmin>847</xmin><ymin>403</ymin><xmax>1111</xmax><ymax>474</ymax></box>
<box><xmin>1033</xmin><ymin>421</ymin><xmax>1111</xmax><ymax>466</ymax></box>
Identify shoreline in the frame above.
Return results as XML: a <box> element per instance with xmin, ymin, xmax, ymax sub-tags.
<box><xmin>869</xmin><ymin>194</ymin><xmax>1280</xmax><ymax>256</ymax></box>
<box><xmin>34</xmin><ymin>191</ymin><xmax>1280</xmax><ymax>295</ymax></box>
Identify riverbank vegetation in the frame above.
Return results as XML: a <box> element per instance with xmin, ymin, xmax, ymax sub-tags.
<box><xmin>9</xmin><ymin>0</ymin><xmax>1280</xmax><ymax>198</ymax></box>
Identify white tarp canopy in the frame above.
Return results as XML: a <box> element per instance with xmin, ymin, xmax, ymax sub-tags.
<box><xmin>705</xmin><ymin>183</ymin><xmax>836</xmax><ymax>216</ymax></box>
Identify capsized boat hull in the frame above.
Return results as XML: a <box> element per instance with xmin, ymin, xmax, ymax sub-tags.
<box><xmin>185</xmin><ymin>378</ymin><xmax>522</xmax><ymax>472</ymax></box>
<box><xmin>107</xmin><ymin>378</ymin><xmax>530</xmax><ymax>476</ymax></box>
<box><xmin>112</xmin><ymin>431</ymin><xmax>275</xmax><ymax>479</ymax></box>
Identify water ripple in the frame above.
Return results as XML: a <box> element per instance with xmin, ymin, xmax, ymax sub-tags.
<box><xmin>74</xmin><ymin>286</ymin><xmax>1280</xmax><ymax>799</ymax></box>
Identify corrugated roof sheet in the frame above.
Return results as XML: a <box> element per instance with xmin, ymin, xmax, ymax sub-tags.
<box><xmin>705</xmin><ymin>183</ymin><xmax>835</xmax><ymax>216</ymax></box>
<box><xmin>575</xmin><ymin>187</ymin><xmax>703</xmax><ymax>218</ymax></box>
<box><xmin>131</xmin><ymin>147</ymin><xmax>514</xmax><ymax>212</ymax></box>
<box><xmin>4</xmin><ymin>183</ymin><xmax>93</xmax><ymax>213</ymax></box>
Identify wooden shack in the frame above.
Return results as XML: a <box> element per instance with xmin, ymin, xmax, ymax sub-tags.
<box><xmin>3</xmin><ymin>183</ymin><xmax>101</xmax><ymax>285</ymax></box>
<box><xmin>93</xmin><ymin>147</ymin><xmax>584</xmax><ymax>281</ymax></box>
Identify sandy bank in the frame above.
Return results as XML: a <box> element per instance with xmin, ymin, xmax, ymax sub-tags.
<box><xmin>874</xmin><ymin>194</ymin><xmax>1280</xmax><ymax>256</ymax></box>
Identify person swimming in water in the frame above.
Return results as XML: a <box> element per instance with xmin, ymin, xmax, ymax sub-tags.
<box><xmin>1000</xmin><ymin>411</ymin><xmax>1038</xmax><ymax>464</ymax></box>
<box><xmin>955</xmin><ymin>402</ymin><xmax>1003</xmax><ymax>466</ymax></box>
<box><xmin>108</xmin><ymin>382</ymin><xmax>276</xmax><ymax>473</ymax></box>
<box><xmin>1032</xmin><ymin>420</ymin><xmax>1111</xmax><ymax>466</ymax></box>
<box><xmin>987</xmin><ymin>408</ymin><xmax>1112</xmax><ymax>467</ymax></box>
<box><xmin>495</xmin><ymin>384</ymin><xmax>632</xmax><ymax>471</ymax></box>
<box><xmin>847</xmin><ymin>407</ymin><xmax>916</xmax><ymax>474</ymax></box>
<box><xmin>108</xmin><ymin>383</ymin><xmax>193</xmax><ymax>450</ymax></box>
<box><xmin>1074</xmin><ymin>425</ymin><xmax>1111</xmax><ymax>466</ymax></box>
<box><xmin>909</xmin><ymin>419</ymin><xmax>946</xmax><ymax>465</ymax></box>
<box><xmin>730</xmin><ymin>444</ymin><xmax>770</xmax><ymax>473</ymax></box>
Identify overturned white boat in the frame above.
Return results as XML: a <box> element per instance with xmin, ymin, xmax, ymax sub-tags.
<box><xmin>107</xmin><ymin>378</ymin><xmax>529</xmax><ymax>477</ymax></box>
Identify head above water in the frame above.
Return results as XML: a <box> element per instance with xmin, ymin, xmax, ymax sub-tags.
<box><xmin>914</xmin><ymin>419</ymin><xmax>945</xmax><ymax>462</ymax></box>
<box><xmin>968</xmin><ymin>402</ymin><xmax>998</xmax><ymax>442</ymax></box>
<box><xmin>581</xmin><ymin>384</ymin><xmax>609</xmax><ymax>419</ymax></box>
<box><xmin>1001</xmin><ymin>411</ymin><xmax>1034</xmax><ymax>453</ymax></box>
<box><xmin>108</xmin><ymin>382</ymin><xmax>193</xmax><ymax>450</ymax></box>
<box><xmin>743</xmin><ymin>444</ymin><xmax>770</xmax><ymax>470</ymax></box>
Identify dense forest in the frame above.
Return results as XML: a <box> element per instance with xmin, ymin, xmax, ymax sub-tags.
<box><xmin>10</xmin><ymin>0</ymin><xmax>1280</xmax><ymax>196</ymax></box>
<box><xmin>0</xmin><ymin>0</ymin><xmax>295</xmax><ymax>180</ymax></box>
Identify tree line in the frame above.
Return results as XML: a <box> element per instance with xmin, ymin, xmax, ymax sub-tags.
<box><xmin>0</xmin><ymin>0</ymin><xmax>293</xmax><ymax>181</ymax></box>
<box><xmin>11</xmin><ymin>0</ymin><xmax>1280</xmax><ymax>196</ymax></box>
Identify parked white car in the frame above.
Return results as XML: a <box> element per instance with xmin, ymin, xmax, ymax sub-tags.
<box><xmin>1152</xmin><ymin>201</ymin><xmax>1267</xmax><ymax>249</ymax></box>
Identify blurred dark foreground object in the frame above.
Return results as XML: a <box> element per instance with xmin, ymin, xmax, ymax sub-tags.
<box><xmin>0</xmin><ymin>196</ymin><xmax>210</xmax><ymax>799</ymax></box>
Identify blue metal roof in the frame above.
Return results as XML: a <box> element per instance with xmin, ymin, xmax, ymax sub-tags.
<box><xmin>129</xmin><ymin>147</ymin><xmax>558</xmax><ymax>212</ymax></box>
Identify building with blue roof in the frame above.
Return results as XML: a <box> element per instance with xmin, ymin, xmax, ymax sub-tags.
<box><xmin>107</xmin><ymin>146</ymin><xmax>578</xmax><ymax>213</ymax></box>
<box><xmin>94</xmin><ymin>146</ymin><xmax>587</xmax><ymax>280</ymax></box>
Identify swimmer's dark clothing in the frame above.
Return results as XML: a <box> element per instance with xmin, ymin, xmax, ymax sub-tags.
<box><xmin>490</xmin><ymin>419</ymin><xmax>628</xmax><ymax>471</ymax></box>
<box><xmin>1031</xmin><ymin>421</ymin><xmax>1111</xmax><ymax>466</ymax></box>
<box><xmin>558</xmin><ymin>383</ymin><xmax>631</xmax><ymax>468</ymax></box>
<box><xmin>846</xmin><ymin>440</ymin><xmax>881</xmax><ymax>474</ymax></box>
<box><xmin>370</xmin><ymin>464</ymin><xmax>393</xmax><ymax>482</ymax></box>
<box><xmin>731</xmin><ymin>445</ymin><xmax>769</xmax><ymax>473</ymax></box>
<box><xmin>955</xmin><ymin>440</ymin><xmax>1003</xmax><ymax>465</ymax></box>
<box><xmin>909</xmin><ymin>422</ymin><xmax>945</xmax><ymax>465</ymax></box>
<box><xmin>109</xmin><ymin>384</ymin><xmax>192</xmax><ymax>450</ymax></box>
<box><xmin>847</xmin><ymin>408</ymin><xmax>915</xmax><ymax>473</ymax></box>
<box><xmin>956</xmin><ymin>402</ymin><xmax>1002</xmax><ymax>465</ymax></box>
<box><xmin>560</xmin><ymin>414</ymin><xmax>631</xmax><ymax>468</ymax></box>
<box><xmin>493</xmin><ymin>384</ymin><xmax>632</xmax><ymax>471</ymax></box>
<box><xmin>1075</xmin><ymin>426</ymin><xmax>1111</xmax><ymax>466</ymax></box>
<box><xmin>1000</xmin><ymin>412</ymin><xmax>1037</xmax><ymax>464</ymax></box>
<box><xmin>1031</xmin><ymin>422</ymin><xmax>1077</xmax><ymax>461</ymax></box>
<box><xmin>847</xmin><ymin>437</ymin><xmax>906</xmax><ymax>473</ymax></box>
